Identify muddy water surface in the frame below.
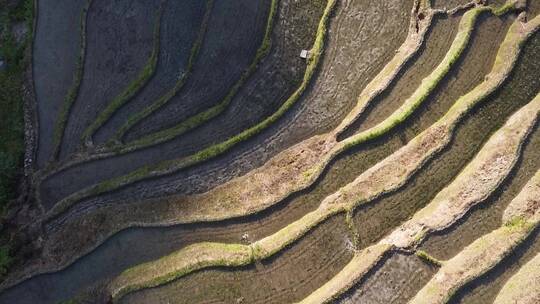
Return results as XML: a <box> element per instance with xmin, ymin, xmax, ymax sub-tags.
<box><xmin>338</xmin><ymin>253</ymin><xmax>437</xmax><ymax>304</ymax></box>
<box><xmin>34</xmin><ymin>0</ymin><xmax>87</xmax><ymax>167</ymax></box>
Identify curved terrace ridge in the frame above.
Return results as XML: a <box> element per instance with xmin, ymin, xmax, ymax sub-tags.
<box><xmin>49</xmin><ymin>0</ymin><xmax>93</xmax><ymax>162</ymax></box>
<box><xmin>40</xmin><ymin>0</ymin><xmax>339</xmax><ymax>221</ymax></box>
<box><xmin>35</xmin><ymin>0</ymin><xmax>277</xmax><ymax>174</ymax></box>
<box><xmin>493</xmin><ymin>251</ymin><xmax>540</xmax><ymax>304</ymax></box>
<box><xmin>46</xmin><ymin>0</ymin><xmax>519</xmax><ymax>229</ymax></box>
<box><xmin>298</xmin><ymin>89</ymin><xmax>540</xmax><ymax>304</ymax></box>
<box><xmin>0</xmin><ymin>0</ymin><xmax>523</xmax><ymax>292</ymax></box>
<box><xmin>79</xmin><ymin>1</ymin><xmax>166</xmax><ymax>148</ymax></box>
<box><xmin>409</xmin><ymin>169</ymin><xmax>540</xmax><ymax>304</ymax></box>
<box><xmin>41</xmin><ymin>0</ymin><xmax>438</xmax><ymax>219</ymax></box>
<box><xmin>104</xmin><ymin>38</ymin><xmax>540</xmax><ymax>304</ymax></box>
<box><xmin>2</xmin><ymin>0</ymin><xmax>540</xmax><ymax>302</ymax></box>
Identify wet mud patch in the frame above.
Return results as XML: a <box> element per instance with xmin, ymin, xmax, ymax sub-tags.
<box><xmin>337</xmin><ymin>253</ymin><xmax>437</xmax><ymax>304</ymax></box>
<box><xmin>120</xmin><ymin>215</ymin><xmax>353</xmax><ymax>304</ymax></box>
<box><xmin>352</xmin><ymin>19</ymin><xmax>537</xmax><ymax>253</ymax></box>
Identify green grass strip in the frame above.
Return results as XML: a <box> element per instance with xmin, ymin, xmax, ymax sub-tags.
<box><xmin>301</xmin><ymin>92</ymin><xmax>540</xmax><ymax>304</ymax></box>
<box><xmin>49</xmin><ymin>0</ymin><xmax>92</xmax><ymax>161</ymax></box>
<box><xmin>338</xmin><ymin>5</ymin><xmax>487</xmax><ymax>151</ymax></box>
<box><xmin>80</xmin><ymin>3</ymin><xmax>164</xmax><ymax>147</ymax></box>
<box><xmin>104</xmin><ymin>0</ymin><xmax>278</xmax><ymax>153</ymax></box>
<box><xmin>416</xmin><ymin>250</ymin><xmax>443</xmax><ymax>267</ymax></box>
<box><xmin>44</xmin><ymin>0</ymin><xmax>337</xmax><ymax>222</ymax></box>
<box><xmin>107</xmin><ymin>0</ymin><xmax>215</xmax><ymax>145</ymax></box>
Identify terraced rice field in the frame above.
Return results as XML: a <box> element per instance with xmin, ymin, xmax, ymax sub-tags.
<box><xmin>1</xmin><ymin>0</ymin><xmax>540</xmax><ymax>303</ymax></box>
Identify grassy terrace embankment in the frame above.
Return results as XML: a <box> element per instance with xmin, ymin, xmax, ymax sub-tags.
<box><xmin>49</xmin><ymin>0</ymin><xmax>92</xmax><ymax>161</ymax></box>
<box><xmin>118</xmin><ymin>215</ymin><xmax>353</xmax><ymax>304</ymax></box>
<box><xmin>419</xmin><ymin>125</ymin><xmax>540</xmax><ymax>263</ymax></box>
<box><xmin>108</xmin><ymin>94</ymin><xmax>539</xmax><ymax>301</ymax></box>
<box><xmin>493</xmin><ymin>251</ymin><xmax>540</xmax><ymax>304</ymax></box>
<box><xmin>39</xmin><ymin>0</ymin><xmax>339</xmax><ymax>218</ymax></box>
<box><xmin>44</xmin><ymin>0</ymin><xmax>274</xmax><ymax>163</ymax></box>
<box><xmin>1</xmin><ymin>0</ymin><xmax>539</xmax><ymax>303</ymax></box>
<box><xmin>104</xmin><ymin>24</ymin><xmax>540</xmax><ymax>301</ymax></box>
<box><xmin>410</xmin><ymin>170</ymin><xmax>540</xmax><ymax>304</ymax></box>
<box><xmin>349</xmin><ymin>9</ymin><xmax>516</xmax><ymax>252</ymax></box>
<box><xmin>299</xmin><ymin>90</ymin><xmax>540</xmax><ymax>303</ymax></box>
<box><xmin>119</xmin><ymin>0</ymin><xmax>273</xmax><ymax>141</ymax></box>
<box><xmin>418</xmin><ymin>40</ymin><xmax>540</xmax><ymax>267</ymax></box>
<box><xmin>337</xmin><ymin>11</ymin><xmax>460</xmax><ymax>138</ymax></box>
<box><xmin>35</xmin><ymin>0</ymin><xmax>418</xmax><ymax>218</ymax></box>
<box><xmin>40</xmin><ymin>0</ymin><xmax>434</xmax><ymax>218</ymax></box>
<box><xmin>97</xmin><ymin>0</ymin><xmax>277</xmax><ymax>152</ymax></box>
<box><xmin>34</xmin><ymin>0</ymin><xmax>88</xmax><ymax>166</ymax></box>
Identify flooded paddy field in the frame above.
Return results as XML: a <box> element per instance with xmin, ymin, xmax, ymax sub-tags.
<box><xmin>59</xmin><ymin>0</ymin><xmax>161</xmax><ymax>158</ymax></box>
<box><xmin>33</xmin><ymin>0</ymin><xmax>87</xmax><ymax>167</ymax></box>
<box><xmin>338</xmin><ymin>253</ymin><xmax>437</xmax><ymax>304</ymax></box>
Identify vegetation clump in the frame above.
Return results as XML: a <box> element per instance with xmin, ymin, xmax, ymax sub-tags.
<box><xmin>0</xmin><ymin>0</ymin><xmax>33</xmax><ymax>279</ymax></box>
